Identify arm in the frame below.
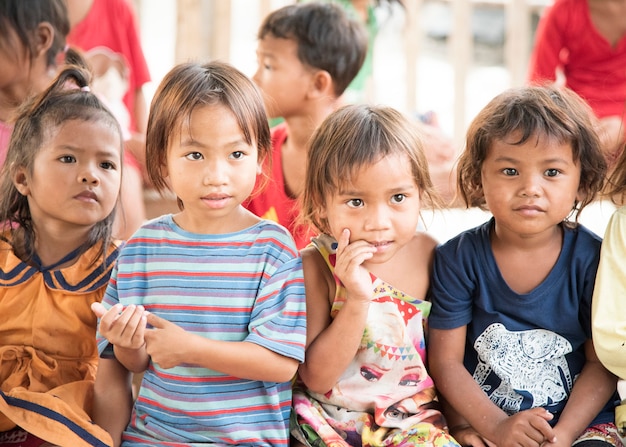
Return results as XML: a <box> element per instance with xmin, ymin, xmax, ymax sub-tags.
<box><xmin>528</xmin><ymin>2</ymin><xmax>567</xmax><ymax>84</ymax></box>
<box><xmin>429</xmin><ymin>326</ymin><xmax>555</xmax><ymax>447</ymax></box>
<box><xmin>551</xmin><ymin>340</ymin><xmax>617</xmax><ymax>446</ymax></box>
<box><xmin>297</xmin><ymin>229</ymin><xmax>375</xmax><ymax>394</ymax></box>
<box><xmin>92</xmin><ymin>357</ymin><xmax>133</xmax><ymax>447</ymax></box>
<box><xmin>143</xmin><ymin>315</ymin><xmax>299</xmax><ymax>383</ymax></box>
<box><xmin>143</xmin><ymin>249</ymin><xmax>306</xmax><ymax>384</ymax></box>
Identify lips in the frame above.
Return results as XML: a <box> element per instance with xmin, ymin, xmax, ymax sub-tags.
<box><xmin>75</xmin><ymin>190</ymin><xmax>98</xmax><ymax>202</ymax></box>
<box><xmin>514</xmin><ymin>204</ymin><xmax>545</xmax><ymax>216</ymax></box>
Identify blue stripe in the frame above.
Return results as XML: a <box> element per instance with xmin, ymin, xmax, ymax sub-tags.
<box><xmin>0</xmin><ymin>391</ymin><xmax>109</xmax><ymax>447</ymax></box>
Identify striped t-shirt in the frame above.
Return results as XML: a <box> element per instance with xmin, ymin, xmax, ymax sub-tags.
<box><xmin>98</xmin><ymin>215</ymin><xmax>306</xmax><ymax>446</ymax></box>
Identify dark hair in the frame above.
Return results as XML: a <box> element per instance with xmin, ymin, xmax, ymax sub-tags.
<box><xmin>145</xmin><ymin>60</ymin><xmax>272</xmax><ymax>208</ymax></box>
<box><xmin>0</xmin><ymin>65</ymin><xmax>123</xmax><ymax>265</ymax></box>
<box><xmin>301</xmin><ymin>103</ymin><xmax>438</xmax><ymax>234</ymax></box>
<box><xmin>258</xmin><ymin>2</ymin><xmax>368</xmax><ymax>97</ymax></box>
<box><xmin>457</xmin><ymin>85</ymin><xmax>606</xmax><ymax>219</ymax></box>
<box><xmin>605</xmin><ymin>142</ymin><xmax>626</xmax><ymax>203</ymax></box>
<box><xmin>0</xmin><ymin>0</ymin><xmax>70</xmax><ymax>67</ymax></box>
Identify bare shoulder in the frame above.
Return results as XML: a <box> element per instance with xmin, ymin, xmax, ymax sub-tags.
<box><xmin>409</xmin><ymin>231</ymin><xmax>439</xmax><ymax>258</ymax></box>
<box><xmin>301</xmin><ymin>245</ymin><xmax>334</xmax><ymax>305</ymax></box>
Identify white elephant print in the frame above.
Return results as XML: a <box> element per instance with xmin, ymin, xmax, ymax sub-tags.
<box><xmin>472</xmin><ymin>323</ymin><xmax>573</xmax><ymax>414</ymax></box>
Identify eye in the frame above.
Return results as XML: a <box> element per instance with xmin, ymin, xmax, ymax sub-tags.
<box><xmin>398</xmin><ymin>373</ymin><xmax>421</xmax><ymax>386</ymax></box>
<box><xmin>544</xmin><ymin>168</ymin><xmax>560</xmax><ymax>177</ymax></box>
<box><xmin>100</xmin><ymin>161</ymin><xmax>117</xmax><ymax>170</ymax></box>
<box><xmin>59</xmin><ymin>155</ymin><xmax>76</xmax><ymax>163</ymax></box>
<box><xmin>502</xmin><ymin>168</ymin><xmax>518</xmax><ymax>176</ymax></box>
<box><xmin>346</xmin><ymin>198</ymin><xmax>364</xmax><ymax>208</ymax></box>
<box><xmin>391</xmin><ymin>194</ymin><xmax>406</xmax><ymax>204</ymax></box>
<box><xmin>384</xmin><ymin>405</ymin><xmax>409</xmax><ymax>421</ymax></box>
<box><xmin>359</xmin><ymin>366</ymin><xmax>381</xmax><ymax>382</ymax></box>
<box><xmin>185</xmin><ymin>152</ymin><xmax>203</xmax><ymax>161</ymax></box>
<box><xmin>230</xmin><ymin>151</ymin><xmax>245</xmax><ymax>160</ymax></box>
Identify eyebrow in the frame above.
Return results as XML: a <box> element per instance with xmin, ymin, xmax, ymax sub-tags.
<box><xmin>338</xmin><ymin>184</ymin><xmax>417</xmax><ymax>196</ymax></box>
<box><xmin>493</xmin><ymin>156</ymin><xmax>571</xmax><ymax>165</ymax></box>
<box><xmin>54</xmin><ymin>145</ymin><xmax>119</xmax><ymax>159</ymax></box>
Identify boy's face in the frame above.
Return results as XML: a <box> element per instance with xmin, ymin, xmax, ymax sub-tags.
<box><xmin>253</xmin><ymin>35</ymin><xmax>317</xmax><ymax>120</ymax></box>
<box><xmin>480</xmin><ymin>132</ymin><xmax>581</xmax><ymax>240</ymax></box>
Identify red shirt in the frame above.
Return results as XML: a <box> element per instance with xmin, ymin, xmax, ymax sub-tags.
<box><xmin>528</xmin><ymin>0</ymin><xmax>626</xmax><ymax>120</ymax></box>
<box><xmin>245</xmin><ymin>124</ymin><xmax>314</xmax><ymax>249</ymax></box>
<box><xmin>67</xmin><ymin>0</ymin><xmax>151</xmax><ymax>132</ymax></box>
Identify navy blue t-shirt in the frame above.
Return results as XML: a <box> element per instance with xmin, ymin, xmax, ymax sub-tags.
<box><xmin>428</xmin><ymin>218</ymin><xmax>614</xmax><ymax>425</ymax></box>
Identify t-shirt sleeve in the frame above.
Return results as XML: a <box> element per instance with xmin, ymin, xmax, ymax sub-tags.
<box><xmin>246</xmin><ymin>253</ymin><xmax>307</xmax><ymax>363</ymax></box>
<box><xmin>428</xmin><ymin>238</ymin><xmax>476</xmax><ymax>330</ymax></box>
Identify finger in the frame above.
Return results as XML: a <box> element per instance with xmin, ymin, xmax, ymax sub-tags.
<box><xmin>336</xmin><ymin>228</ymin><xmax>351</xmax><ymax>254</ymax></box>
<box><xmin>146</xmin><ymin>312</ymin><xmax>166</xmax><ymax>328</ymax></box>
<box><xmin>96</xmin><ymin>303</ymin><xmax>124</xmax><ymax>327</ymax></box>
<box><xmin>91</xmin><ymin>302</ymin><xmax>108</xmax><ymax>318</ymax></box>
<box><xmin>530</xmin><ymin>413</ymin><xmax>556</xmax><ymax>443</ymax></box>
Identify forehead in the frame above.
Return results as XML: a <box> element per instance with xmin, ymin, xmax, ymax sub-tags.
<box><xmin>487</xmin><ymin>132</ymin><xmax>575</xmax><ymax>162</ymax></box>
<box><xmin>338</xmin><ymin>153</ymin><xmax>416</xmax><ymax>191</ymax></box>
<box><xmin>257</xmin><ymin>35</ymin><xmax>300</xmax><ymax>60</ymax></box>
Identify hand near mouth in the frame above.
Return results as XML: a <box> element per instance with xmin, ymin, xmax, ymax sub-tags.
<box><xmin>333</xmin><ymin>228</ymin><xmax>376</xmax><ymax>304</ymax></box>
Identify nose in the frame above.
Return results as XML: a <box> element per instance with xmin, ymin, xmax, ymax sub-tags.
<box><xmin>203</xmin><ymin>158</ymin><xmax>228</xmax><ymax>186</ymax></box>
<box><xmin>363</xmin><ymin>204</ymin><xmax>392</xmax><ymax>231</ymax></box>
<box><xmin>79</xmin><ymin>165</ymin><xmax>99</xmax><ymax>185</ymax></box>
<box><xmin>519</xmin><ymin>172</ymin><xmax>541</xmax><ymax>197</ymax></box>
<box><xmin>251</xmin><ymin>66</ymin><xmax>261</xmax><ymax>86</ymax></box>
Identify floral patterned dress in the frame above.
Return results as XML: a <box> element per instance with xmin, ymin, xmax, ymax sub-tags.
<box><xmin>292</xmin><ymin>234</ymin><xmax>459</xmax><ymax>447</ymax></box>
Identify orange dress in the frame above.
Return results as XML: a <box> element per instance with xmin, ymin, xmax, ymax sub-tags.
<box><xmin>0</xmin><ymin>237</ymin><xmax>120</xmax><ymax>447</ymax></box>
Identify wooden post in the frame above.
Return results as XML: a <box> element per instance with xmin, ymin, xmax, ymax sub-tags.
<box><xmin>450</xmin><ymin>0</ymin><xmax>472</xmax><ymax>147</ymax></box>
<box><xmin>404</xmin><ymin>0</ymin><xmax>422</xmax><ymax>114</ymax></box>
<box><xmin>505</xmin><ymin>0</ymin><xmax>531</xmax><ymax>87</ymax></box>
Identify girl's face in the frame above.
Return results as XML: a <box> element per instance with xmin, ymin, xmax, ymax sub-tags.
<box><xmin>480</xmin><ymin>132</ymin><xmax>581</xmax><ymax>240</ymax></box>
<box><xmin>165</xmin><ymin>104</ymin><xmax>262</xmax><ymax>234</ymax></box>
<box><xmin>321</xmin><ymin>152</ymin><xmax>422</xmax><ymax>266</ymax></box>
<box><xmin>15</xmin><ymin>119</ymin><xmax>122</xmax><ymax>232</ymax></box>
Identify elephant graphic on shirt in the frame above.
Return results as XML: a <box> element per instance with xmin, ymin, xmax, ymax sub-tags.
<box><xmin>472</xmin><ymin>323</ymin><xmax>573</xmax><ymax>415</ymax></box>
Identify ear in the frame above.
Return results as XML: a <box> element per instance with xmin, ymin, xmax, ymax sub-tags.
<box><xmin>34</xmin><ymin>22</ymin><xmax>55</xmax><ymax>59</ymax></box>
<box><xmin>13</xmin><ymin>167</ymin><xmax>30</xmax><ymax>196</ymax></box>
<box><xmin>307</xmin><ymin>69</ymin><xmax>333</xmax><ymax>100</ymax></box>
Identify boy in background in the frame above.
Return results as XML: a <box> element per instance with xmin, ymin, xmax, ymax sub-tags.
<box><xmin>246</xmin><ymin>2</ymin><xmax>368</xmax><ymax>249</ymax></box>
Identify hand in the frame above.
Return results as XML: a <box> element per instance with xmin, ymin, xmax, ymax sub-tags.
<box><xmin>144</xmin><ymin>313</ymin><xmax>188</xmax><ymax>369</ymax></box>
<box><xmin>491</xmin><ymin>408</ymin><xmax>555</xmax><ymax>447</ymax></box>
<box><xmin>449</xmin><ymin>425</ymin><xmax>496</xmax><ymax>447</ymax></box>
<box><xmin>333</xmin><ymin>228</ymin><xmax>376</xmax><ymax>304</ymax></box>
<box><xmin>92</xmin><ymin>302</ymin><xmax>147</xmax><ymax>350</ymax></box>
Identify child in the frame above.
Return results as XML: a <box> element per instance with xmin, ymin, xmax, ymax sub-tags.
<box><xmin>592</xmin><ymin>144</ymin><xmax>626</xmax><ymax>437</ymax></box>
<box><xmin>0</xmin><ymin>0</ymin><xmax>71</xmax><ymax>165</ymax></box>
<box><xmin>0</xmin><ymin>65</ymin><xmax>123</xmax><ymax>446</ymax></box>
<box><xmin>245</xmin><ymin>1</ymin><xmax>369</xmax><ymax>249</ymax></box>
<box><xmin>428</xmin><ymin>85</ymin><xmax>622</xmax><ymax>446</ymax></box>
<box><xmin>291</xmin><ymin>103</ymin><xmax>459</xmax><ymax>446</ymax></box>
<box><xmin>91</xmin><ymin>60</ymin><xmax>307</xmax><ymax>446</ymax></box>
<box><xmin>528</xmin><ymin>0</ymin><xmax>626</xmax><ymax>168</ymax></box>
<box><xmin>0</xmin><ymin>0</ymin><xmax>144</xmax><ymax>240</ymax></box>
